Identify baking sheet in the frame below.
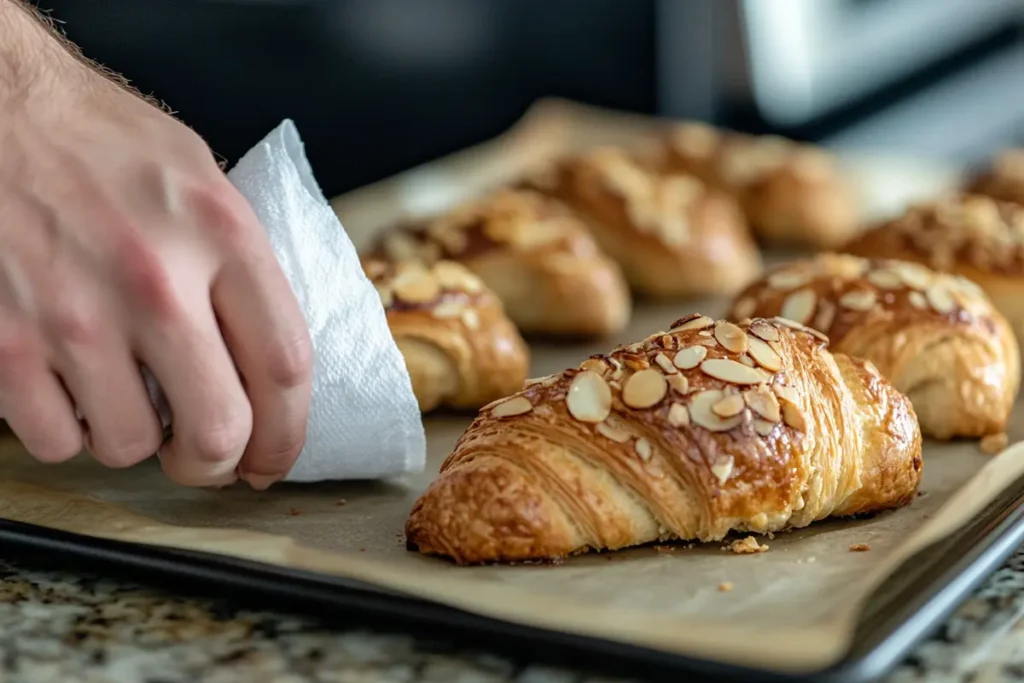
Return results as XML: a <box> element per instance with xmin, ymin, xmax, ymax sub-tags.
<box><xmin>0</xmin><ymin>100</ymin><xmax>1018</xmax><ymax>676</ymax></box>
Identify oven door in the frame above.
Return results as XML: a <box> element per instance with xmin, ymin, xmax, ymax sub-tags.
<box><xmin>740</xmin><ymin>0</ymin><xmax>1023</xmax><ymax>126</ymax></box>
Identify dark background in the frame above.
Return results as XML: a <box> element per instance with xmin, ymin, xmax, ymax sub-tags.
<box><xmin>29</xmin><ymin>0</ymin><xmax>1024</xmax><ymax>198</ymax></box>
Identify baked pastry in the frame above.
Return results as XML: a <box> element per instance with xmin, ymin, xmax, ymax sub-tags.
<box><xmin>364</xmin><ymin>259</ymin><xmax>529</xmax><ymax>413</ymax></box>
<box><xmin>520</xmin><ymin>147</ymin><xmax>762</xmax><ymax>298</ymax></box>
<box><xmin>661</xmin><ymin>122</ymin><xmax>860</xmax><ymax>249</ymax></box>
<box><xmin>845</xmin><ymin>194</ymin><xmax>1024</xmax><ymax>343</ymax></box>
<box><xmin>366</xmin><ymin>189</ymin><xmax>631</xmax><ymax>338</ymax></box>
<box><xmin>727</xmin><ymin>253</ymin><xmax>1019</xmax><ymax>440</ymax></box>
<box><xmin>406</xmin><ymin>314</ymin><xmax>922</xmax><ymax>564</ymax></box>
<box><xmin>966</xmin><ymin>149</ymin><xmax>1024</xmax><ymax>207</ymax></box>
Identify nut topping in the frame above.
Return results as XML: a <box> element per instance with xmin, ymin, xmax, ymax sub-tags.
<box><xmin>654</xmin><ymin>353</ymin><xmax>678</xmax><ymax>374</ymax></box>
<box><xmin>711</xmin><ymin>455</ymin><xmax>734</xmax><ymax>484</ymax></box>
<box><xmin>749</xmin><ymin>320</ymin><xmax>779</xmax><ymax>342</ymax></box>
<box><xmin>700</xmin><ymin>358</ymin><xmax>766</xmax><ymax>385</ymax></box>
<box><xmin>753</xmin><ymin>419</ymin><xmax>776</xmax><ymax>436</ymax></box>
<box><xmin>732</xmin><ymin>297</ymin><xmax>757</xmax><ymax>320</ymax></box>
<box><xmin>635</xmin><ymin>438</ymin><xmax>653</xmax><ymax>462</ymax></box>
<box><xmin>744</xmin><ymin>386</ymin><xmax>781</xmax><ymax>422</ymax></box>
<box><xmin>432</xmin><ymin>261</ymin><xmax>483</xmax><ymax>293</ymax></box>
<box><xmin>673</xmin><ymin>346</ymin><xmax>707</xmax><ymax>370</ymax></box>
<box><xmin>667</xmin><ymin>373</ymin><xmax>689</xmax><ymax>394</ymax></box>
<box><xmin>622</xmin><ymin>369</ymin><xmax>669</xmax><ymax>409</ymax></box>
<box><xmin>566</xmin><ymin>371</ymin><xmax>613</xmax><ymax>423</ymax></box>
<box><xmin>690</xmin><ymin>390</ymin><xmax>743</xmax><ymax>432</ymax></box>
<box><xmin>393</xmin><ymin>270</ymin><xmax>441</xmax><ymax>303</ymax></box>
<box><xmin>671</xmin><ymin>315</ymin><xmax>714</xmax><ymax>332</ymax></box>
<box><xmin>866</xmin><ymin>270</ymin><xmax>903</xmax><ymax>289</ymax></box>
<box><xmin>580</xmin><ymin>358</ymin><xmax>607</xmax><ymax>375</ymax></box>
<box><xmin>926</xmin><ymin>284</ymin><xmax>955</xmax><ymax>313</ymax></box>
<box><xmin>767</xmin><ymin>270</ymin><xmax>811</xmax><ymax>291</ymax></box>
<box><xmin>667</xmin><ymin>403</ymin><xmax>690</xmax><ymax>427</ymax></box>
<box><xmin>431</xmin><ymin>300</ymin><xmax>465</xmax><ymax>319</ymax></box>
<box><xmin>780</xmin><ymin>288</ymin><xmax>816</xmax><ymax>325</ymax></box>
<box><xmin>908</xmin><ymin>291</ymin><xmax>928</xmax><ymax>310</ymax></box>
<box><xmin>597</xmin><ymin>421</ymin><xmax>631</xmax><ymax>443</ymax></box>
<box><xmin>839</xmin><ymin>289</ymin><xmax>877</xmax><ymax>311</ymax></box>
<box><xmin>460</xmin><ymin>309</ymin><xmax>480</xmax><ymax>329</ymax></box>
<box><xmin>782</xmin><ymin>402</ymin><xmax>807</xmax><ymax>431</ymax></box>
<box><xmin>491</xmin><ymin>396</ymin><xmax>533</xmax><ymax>418</ymax></box>
<box><xmin>714</xmin><ymin>321</ymin><xmax>749</xmax><ymax>354</ymax></box>
<box><xmin>813</xmin><ymin>299</ymin><xmax>836</xmax><ymax>331</ymax></box>
<box><xmin>893</xmin><ymin>263</ymin><xmax>933</xmax><ymax>290</ymax></box>
<box><xmin>712</xmin><ymin>394</ymin><xmax>746</xmax><ymax>418</ymax></box>
<box><xmin>746</xmin><ymin>337</ymin><xmax>783</xmax><ymax>372</ymax></box>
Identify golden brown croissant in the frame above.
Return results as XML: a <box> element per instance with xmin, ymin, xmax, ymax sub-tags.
<box><xmin>662</xmin><ymin>122</ymin><xmax>860</xmax><ymax>250</ymax></box>
<box><xmin>966</xmin><ymin>149</ymin><xmax>1024</xmax><ymax>207</ymax></box>
<box><xmin>844</xmin><ymin>195</ymin><xmax>1024</xmax><ymax>344</ymax></box>
<box><xmin>366</xmin><ymin>189</ymin><xmax>631</xmax><ymax>338</ymax></box>
<box><xmin>727</xmin><ymin>254</ymin><xmax>1020</xmax><ymax>440</ymax></box>
<box><xmin>520</xmin><ymin>147</ymin><xmax>762</xmax><ymax>298</ymax></box>
<box><xmin>406</xmin><ymin>314</ymin><xmax>922</xmax><ymax>564</ymax></box>
<box><xmin>364</xmin><ymin>259</ymin><xmax>529</xmax><ymax>413</ymax></box>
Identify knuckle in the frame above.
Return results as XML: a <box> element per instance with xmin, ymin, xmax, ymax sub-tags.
<box><xmin>115</xmin><ymin>236</ymin><xmax>179</xmax><ymax>318</ymax></box>
<box><xmin>188</xmin><ymin>181</ymin><xmax>252</xmax><ymax>246</ymax></box>
<box><xmin>264</xmin><ymin>333</ymin><xmax>314</xmax><ymax>388</ymax></box>
<box><xmin>0</xmin><ymin>331</ymin><xmax>35</xmax><ymax>371</ymax></box>
<box><xmin>189</xmin><ymin>413</ymin><xmax>252</xmax><ymax>464</ymax></box>
<box><xmin>91</xmin><ymin>429</ymin><xmax>162</xmax><ymax>469</ymax></box>
<box><xmin>47</xmin><ymin>298</ymin><xmax>103</xmax><ymax>346</ymax></box>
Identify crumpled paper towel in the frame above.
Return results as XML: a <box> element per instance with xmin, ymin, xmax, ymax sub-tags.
<box><xmin>147</xmin><ymin>120</ymin><xmax>426</xmax><ymax>481</ymax></box>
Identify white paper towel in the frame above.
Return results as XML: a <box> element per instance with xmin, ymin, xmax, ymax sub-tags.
<box><xmin>147</xmin><ymin>120</ymin><xmax>426</xmax><ymax>482</ymax></box>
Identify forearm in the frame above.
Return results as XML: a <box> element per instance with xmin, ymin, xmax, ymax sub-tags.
<box><xmin>0</xmin><ymin>0</ymin><xmax>77</xmax><ymax>102</ymax></box>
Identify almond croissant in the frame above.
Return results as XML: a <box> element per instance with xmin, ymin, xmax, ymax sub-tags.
<box><xmin>406</xmin><ymin>315</ymin><xmax>923</xmax><ymax>564</ymax></box>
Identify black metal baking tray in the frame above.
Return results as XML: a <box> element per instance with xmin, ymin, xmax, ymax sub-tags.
<box><xmin>3</xmin><ymin>467</ymin><xmax>1024</xmax><ymax>683</ymax></box>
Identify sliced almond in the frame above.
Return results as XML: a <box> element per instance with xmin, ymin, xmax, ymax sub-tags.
<box><xmin>753</xmin><ymin>419</ymin><xmax>776</xmax><ymax>436</ymax></box>
<box><xmin>671</xmin><ymin>315</ymin><xmax>714</xmax><ymax>332</ymax></box>
<box><xmin>926</xmin><ymin>284</ymin><xmax>956</xmax><ymax>313</ymax></box>
<box><xmin>491</xmin><ymin>396</ymin><xmax>533</xmax><ymax>418</ymax></box>
<box><xmin>622</xmin><ymin>369</ymin><xmax>669</xmax><ymax>409</ymax></box>
<box><xmin>699</xmin><ymin>338</ymin><xmax>719</xmax><ymax>347</ymax></box>
<box><xmin>635</xmin><ymin>438</ymin><xmax>653</xmax><ymax>462</ymax></box>
<box><xmin>673</xmin><ymin>346</ymin><xmax>707</xmax><ymax>370</ymax></box>
<box><xmin>580</xmin><ymin>358</ymin><xmax>608</xmax><ymax>375</ymax></box>
<box><xmin>711</xmin><ymin>455</ymin><xmax>734</xmax><ymax>484</ymax></box>
<box><xmin>597</xmin><ymin>421</ymin><xmax>631</xmax><ymax>443</ymax></box>
<box><xmin>749</xmin><ymin>320</ymin><xmax>779</xmax><ymax>342</ymax></box>
<box><xmin>774</xmin><ymin>384</ymin><xmax>800</xmax><ymax>407</ymax></box>
<box><xmin>866</xmin><ymin>269</ymin><xmax>903</xmax><ymax>290</ymax></box>
<box><xmin>782</xmin><ymin>402</ymin><xmax>807</xmax><ymax>431</ymax></box>
<box><xmin>712</xmin><ymin>394</ymin><xmax>746</xmax><ymax>418</ymax></box>
<box><xmin>839</xmin><ymin>289</ymin><xmax>877</xmax><ymax>311</ymax></box>
<box><xmin>667</xmin><ymin>403</ymin><xmax>690</xmax><ymax>427</ymax></box>
<box><xmin>690</xmin><ymin>390</ymin><xmax>743</xmax><ymax>432</ymax></box>
<box><xmin>714</xmin><ymin>321</ymin><xmax>749</xmax><ymax>354</ymax></box>
<box><xmin>813</xmin><ymin>299</ymin><xmax>836</xmax><ymax>332</ymax></box>
<box><xmin>700</xmin><ymin>359</ymin><xmax>766</xmax><ymax>385</ymax></box>
<box><xmin>772</xmin><ymin>317</ymin><xmax>829</xmax><ymax>342</ymax></box>
<box><xmin>524</xmin><ymin>374</ymin><xmax>559</xmax><ymax>387</ymax></box>
<box><xmin>780</xmin><ymin>289</ymin><xmax>816</xmax><ymax>325</ymax></box>
<box><xmin>908</xmin><ymin>290</ymin><xmax>928</xmax><ymax>310</ymax></box>
<box><xmin>460</xmin><ymin>308</ymin><xmax>480</xmax><ymax>329</ymax></box>
<box><xmin>432</xmin><ymin>261</ymin><xmax>483</xmax><ymax>293</ymax></box>
<box><xmin>747</xmin><ymin>337</ymin><xmax>783</xmax><ymax>372</ymax></box>
<box><xmin>654</xmin><ymin>353</ymin><xmax>678</xmax><ymax>374</ymax></box>
<box><xmin>893</xmin><ymin>263</ymin><xmax>933</xmax><ymax>290</ymax></box>
<box><xmin>698</xmin><ymin>330</ymin><xmax>714</xmax><ymax>337</ymax></box>
<box><xmin>667</xmin><ymin>373</ymin><xmax>689</xmax><ymax>394</ymax></box>
<box><xmin>431</xmin><ymin>299</ymin><xmax>465</xmax><ymax>319</ymax></box>
<box><xmin>744</xmin><ymin>386</ymin><xmax>781</xmax><ymax>422</ymax></box>
<box><xmin>767</xmin><ymin>270</ymin><xmax>811</xmax><ymax>291</ymax></box>
<box><xmin>566</xmin><ymin>371</ymin><xmax>613</xmax><ymax>423</ymax></box>
<box><xmin>732</xmin><ymin>296</ymin><xmax>757</xmax><ymax>320</ymax></box>
<box><xmin>659</xmin><ymin>334</ymin><xmax>677</xmax><ymax>351</ymax></box>
<box><xmin>375</xmin><ymin>284</ymin><xmax>394</xmax><ymax>308</ymax></box>
<box><xmin>739</xmin><ymin>354</ymin><xmax>755</xmax><ymax>367</ymax></box>
<box><xmin>384</xmin><ymin>232</ymin><xmax>423</xmax><ymax>261</ymax></box>
<box><xmin>393</xmin><ymin>271</ymin><xmax>441</xmax><ymax>304</ymax></box>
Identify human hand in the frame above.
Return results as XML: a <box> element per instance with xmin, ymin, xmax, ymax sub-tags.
<box><xmin>0</xmin><ymin>2</ymin><xmax>313</xmax><ymax>488</ymax></box>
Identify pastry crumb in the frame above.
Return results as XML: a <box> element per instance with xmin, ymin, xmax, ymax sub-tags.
<box><xmin>335</xmin><ymin>499</ymin><xmax>348</xmax><ymax>506</ymax></box>
<box><xmin>980</xmin><ymin>432</ymin><xmax>1009</xmax><ymax>454</ymax></box>
<box><xmin>729</xmin><ymin>536</ymin><xmax>769</xmax><ymax>554</ymax></box>
<box><xmin>849</xmin><ymin>543</ymin><xmax>871</xmax><ymax>552</ymax></box>
<box><xmin>288</xmin><ymin>508</ymin><xmax>302</xmax><ymax>516</ymax></box>
<box><xmin>806</xmin><ymin>556</ymin><xmax>817</xmax><ymax>563</ymax></box>
<box><xmin>718</xmin><ymin>581</ymin><xmax>733</xmax><ymax>592</ymax></box>
<box><xmin>654</xmin><ymin>545</ymin><xmax>677</xmax><ymax>553</ymax></box>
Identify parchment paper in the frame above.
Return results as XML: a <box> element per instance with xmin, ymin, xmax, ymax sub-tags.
<box><xmin>0</xmin><ymin>100</ymin><xmax>1018</xmax><ymax>675</ymax></box>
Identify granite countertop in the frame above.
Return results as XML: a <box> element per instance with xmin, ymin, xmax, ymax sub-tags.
<box><xmin>3</xmin><ymin>551</ymin><xmax>1024</xmax><ymax>683</ymax></box>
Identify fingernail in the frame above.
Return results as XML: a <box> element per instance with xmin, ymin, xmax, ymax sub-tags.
<box><xmin>243</xmin><ymin>473</ymin><xmax>281</xmax><ymax>491</ymax></box>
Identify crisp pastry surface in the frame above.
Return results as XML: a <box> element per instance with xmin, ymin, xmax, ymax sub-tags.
<box><xmin>662</xmin><ymin>122</ymin><xmax>860</xmax><ymax>250</ymax></box>
<box><xmin>364</xmin><ymin>259</ymin><xmax>529</xmax><ymax>413</ymax></box>
<box><xmin>844</xmin><ymin>194</ymin><xmax>1024</xmax><ymax>344</ymax></box>
<box><xmin>728</xmin><ymin>253</ymin><xmax>1020</xmax><ymax>440</ymax></box>
<box><xmin>406</xmin><ymin>314</ymin><xmax>922</xmax><ymax>564</ymax></box>
<box><xmin>966</xmin><ymin>149</ymin><xmax>1024</xmax><ymax>207</ymax></box>
<box><xmin>520</xmin><ymin>147</ymin><xmax>762</xmax><ymax>298</ymax></box>
<box><xmin>365</xmin><ymin>189</ymin><xmax>631</xmax><ymax>338</ymax></box>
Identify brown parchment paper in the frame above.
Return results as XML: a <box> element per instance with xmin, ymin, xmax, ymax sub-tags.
<box><xmin>0</xmin><ymin>100</ymin><xmax>1017</xmax><ymax>675</ymax></box>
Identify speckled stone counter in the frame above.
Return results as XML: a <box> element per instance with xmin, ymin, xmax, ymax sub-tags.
<box><xmin>3</xmin><ymin>551</ymin><xmax>1024</xmax><ymax>683</ymax></box>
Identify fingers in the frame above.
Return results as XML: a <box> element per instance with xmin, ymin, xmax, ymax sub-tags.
<box><xmin>139</xmin><ymin>300</ymin><xmax>253</xmax><ymax>488</ymax></box>
<box><xmin>0</xmin><ymin>326</ymin><xmax>82</xmax><ymax>463</ymax></box>
<box><xmin>54</xmin><ymin>335</ymin><xmax>163</xmax><ymax>469</ymax></box>
<box><xmin>211</xmin><ymin>208</ymin><xmax>313</xmax><ymax>490</ymax></box>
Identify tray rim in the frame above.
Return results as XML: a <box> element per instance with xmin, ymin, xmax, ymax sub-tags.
<box><xmin>3</xmin><ymin>462</ymin><xmax>1024</xmax><ymax>683</ymax></box>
